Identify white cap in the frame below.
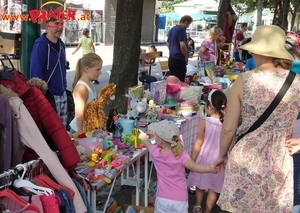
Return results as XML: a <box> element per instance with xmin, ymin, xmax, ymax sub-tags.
<box><xmin>148</xmin><ymin>120</ymin><xmax>180</xmax><ymax>147</ymax></box>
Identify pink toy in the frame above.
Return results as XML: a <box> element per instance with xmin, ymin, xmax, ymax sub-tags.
<box><xmin>112</xmin><ymin>136</ymin><xmax>127</xmax><ymax>149</ymax></box>
<box><xmin>137</xmin><ymin>144</ymin><xmax>145</xmax><ymax>149</ymax></box>
<box><xmin>110</xmin><ymin>155</ymin><xmax>130</xmax><ymax>167</ymax></box>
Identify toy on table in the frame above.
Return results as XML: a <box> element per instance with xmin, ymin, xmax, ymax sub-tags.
<box><xmin>132</xmin><ymin>128</ymin><xmax>139</xmax><ymax>148</ymax></box>
<box><xmin>83</xmin><ymin>83</ymin><xmax>116</xmax><ymax>132</ymax></box>
<box><xmin>125</xmin><ymin>90</ymin><xmax>149</xmax><ymax>120</ymax></box>
<box><xmin>106</xmin><ymin>108</ymin><xmax>123</xmax><ymax>134</ymax></box>
<box><xmin>110</xmin><ymin>154</ymin><xmax>130</xmax><ymax>167</ymax></box>
<box><xmin>112</xmin><ymin>136</ymin><xmax>127</xmax><ymax>149</ymax></box>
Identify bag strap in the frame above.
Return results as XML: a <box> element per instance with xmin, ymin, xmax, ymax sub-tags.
<box><xmin>236</xmin><ymin>71</ymin><xmax>296</xmax><ymax>143</ymax></box>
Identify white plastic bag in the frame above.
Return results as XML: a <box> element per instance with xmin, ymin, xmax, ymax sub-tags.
<box><xmin>186</xmin><ymin>64</ymin><xmax>197</xmax><ymax>76</ymax></box>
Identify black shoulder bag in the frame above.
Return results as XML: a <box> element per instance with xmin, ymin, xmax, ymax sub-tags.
<box><xmin>236</xmin><ymin>71</ymin><xmax>296</xmax><ymax>143</ymax></box>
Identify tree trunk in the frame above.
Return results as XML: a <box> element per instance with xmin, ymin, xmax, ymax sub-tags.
<box><xmin>217</xmin><ymin>0</ymin><xmax>231</xmax><ymax>30</ymax></box>
<box><xmin>282</xmin><ymin>0</ymin><xmax>290</xmax><ymax>31</ymax></box>
<box><xmin>108</xmin><ymin>0</ymin><xmax>144</xmax><ymax>114</ymax></box>
<box><xmin>272</xmin><ymin>0</ymin><xmax>283</xmax><ymax>26</ymax></box>
<box><xmin>256</xmin><ymin>0</ymin><xmax>263</xmax><ymax>26</ymax></box>
<box><xmin>290</xmin><ymin>1</ymin><xmax>300</xmax><ymax>31</ymax></box>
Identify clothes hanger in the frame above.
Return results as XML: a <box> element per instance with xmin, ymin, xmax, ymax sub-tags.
<box><xmin>35</xmin><ymin>174</ymin><xmax>61</xmax><ymax>191</ymax></box>
<box><xmin>1</xmin><ymin>55</ymin><xmax>15</xmax><ymax>72</ymax></box>
<box><xmin>13</xmin><ymin>164</ymin><xmax>54</xmax><ymax>196</ymax></box>
<box><xmin>0</xmin><ymin>54</ymin><xmax>16</xmax><ymax>82</ymax></box>
<box><xmin>0</xmin><ymin>173</ymin><xmax>39</xmax><ymax>213</ymax></box>
<box><xmin>33</xmin><ymin>161</ymin><xmax>61</xmax><ymax>191</ymax></box>
<box><xmin>8</xmin><ymin>168</ymin><xmax>28</xmax><ymax>196</ymax></box>
<box><xmin>0</xmin><ymin>189</ymin><xmax>40</xmax><ymax>213</ymax></box>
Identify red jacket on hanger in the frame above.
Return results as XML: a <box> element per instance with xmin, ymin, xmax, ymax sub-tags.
<box><xmin>0</xmin><ymin>71</ymin><xmax>80</xmax><ymax>170</ymax></box>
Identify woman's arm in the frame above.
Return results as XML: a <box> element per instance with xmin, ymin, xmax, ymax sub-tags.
<box><xmin>191</xmin><ymin>119</ymin><xmax>206</xmax><ymax>161</ymax></box>
<box><xmin>219</xmin><ymin>75</ymin><xmax>243</xmax><ymax>157</ymax></box>
<box><xmin>286</xmin><ymin>137</ymin><xmax>300</xmax><ymax>155</ymax></box>
<box><xmin>199</xmin><ymin>46</ymin><xmax>207</xmax><ymax>62</ymax></box>
<box><xmin>73</xmin><ymin>84</ymin><xmax>89</xmax><ymax>132</ymax></box>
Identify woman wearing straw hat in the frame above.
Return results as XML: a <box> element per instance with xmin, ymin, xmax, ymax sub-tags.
<box><xmin>214</xmin><ymin>25</ymin><xmax>300</xmax><ymax>212</ymax></box>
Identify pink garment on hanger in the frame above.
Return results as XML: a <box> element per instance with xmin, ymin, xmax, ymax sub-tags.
<box><xmin>39</xmin><ymin>194</ymin><xmax>59</xmax><ymax>213</ymax></box>
<box><xmin>0</xmin><ymin>196</ymin><xmax>40</xmax><ymax>213</ymax></box>
<box><xmin>20</xmin><ymin>195</ymin><xmax>44</xmax><ymax>213</ymax></box>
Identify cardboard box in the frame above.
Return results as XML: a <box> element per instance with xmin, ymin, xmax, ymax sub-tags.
<box><xmin>0</xmin><ymin>31</ymin><xmax>21</xmax><ymax>55</ymax></box>
<box><xmin>118</xmin><ymin>204</ymin><xmax>154</xmax><ymax>213</ymax></box>
<box><xmin>150</xmin><ymin>80</ymin><xmax>166</xmax><ymax>105</ymax></box>
<box><xmin>131</xmin><ymin>189</ymin><xmax>156</xmax><ymax>207</ymax></box>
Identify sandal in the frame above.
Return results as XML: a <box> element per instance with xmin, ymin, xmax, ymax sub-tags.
<box><xmin>191</xmin><ymin>205</ymin><xmax>202</xmax><ymax>213</ymax></box>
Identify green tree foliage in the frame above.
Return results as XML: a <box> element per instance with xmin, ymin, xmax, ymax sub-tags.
<box><xmin>230</xmin><ymin>0</ymin><xmax>279</xmax><ymax>13</ymax></box>
<box><xmin>160</xmin><ymin>0</ymin><xmax>188</xmax><ymax>13</ymax></box>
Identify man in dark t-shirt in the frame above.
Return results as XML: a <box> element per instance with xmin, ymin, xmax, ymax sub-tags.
<box><xmin>167</xmin><ymin>15</ymin><xmax>193</xmax><ymax>82</ymax></box>
<box><xmin>234</xmin><ymin>22</ymin><xmax>248</xmax><ymax>62</ymax></box>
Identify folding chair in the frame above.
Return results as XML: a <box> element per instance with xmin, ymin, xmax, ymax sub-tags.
<box><xmin>158</xmin><ymin>56</ymin><xmax>170</xmax><ymax>80</ymax></box>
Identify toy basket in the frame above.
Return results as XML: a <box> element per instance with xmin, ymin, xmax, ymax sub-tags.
<box><xmin>79</xmin><ymin>137</ymin><xmax>103</xmax><ymax>154</ymax></box>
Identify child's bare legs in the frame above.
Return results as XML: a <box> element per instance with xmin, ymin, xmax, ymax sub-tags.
<box><xmin>194</xmin><ymin>187</ymin><xmax>205</xmax><ymax>212</ymax></box>
<box><xmin>204</xmin><ymin>189</ymin><xmax>218</xmax><ymax>213</ymax></box>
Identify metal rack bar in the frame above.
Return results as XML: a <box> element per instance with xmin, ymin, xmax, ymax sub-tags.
<box><xmin>0</xmin><ymin>158</ymin><xmax>41</xmax><ymax>179</ymax></box>
<box><xmin>0</xmin><ymin>54</ymin><xmax>20</xmax><ymax>60</ymax></box>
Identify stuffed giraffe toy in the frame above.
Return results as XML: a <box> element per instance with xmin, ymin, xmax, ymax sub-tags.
<box><xmin>83</xmin><ymin>83</ymin><xmax>116</xmax><ymax>132</ymax></box>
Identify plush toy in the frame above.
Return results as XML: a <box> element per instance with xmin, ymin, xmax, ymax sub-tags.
<box><xmin>180</xmin><ymin>87</ymin><xmax>199</xmax><ymax>101</ymax></box>
<box><xmin>143</xmin><ymin>89</ymin><xmax>153</xmax><ymax>102</ymax></box>
<box><xmin>145</xmin><ymin>106</ymin><xmax>159</xmax><ymax>122</ymax></box>
<box><xmin>83</xmin><ymin>83</ymin><xmax>116</xmax><ymax>132</ymax></box>
<box><xmin>125</xmin><ymin>90</ymin><xmax>149</xmax><ymax>120</ymax></box>
<box><xmin>76</xmin><ymin>145</ymin><xmax>87</xmax><ymax>161</ymax></box>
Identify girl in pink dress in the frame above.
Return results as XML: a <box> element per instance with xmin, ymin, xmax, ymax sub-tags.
<box><xmin>187</xmin><ymin>90</ymin><xmax>227</xmax><ymax>213</ymax></box>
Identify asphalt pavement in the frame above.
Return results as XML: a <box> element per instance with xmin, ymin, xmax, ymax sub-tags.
<box><xmin>65</xmin><ymin>42</ymin><xmax>201</xmax><ymax>93</ymax></box>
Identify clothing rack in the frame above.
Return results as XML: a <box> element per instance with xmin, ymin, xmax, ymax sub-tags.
<box><xmin>0</xmin><ymin>158</ymin><xmax>42</xmax><ymax>180</ymax></box>
<box><xmin>0</xmin><ymin>54</ymin><xmax>20</xmax><ymax>60</ymax></box>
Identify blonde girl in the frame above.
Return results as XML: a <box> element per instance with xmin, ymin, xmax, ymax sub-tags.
<box><xmin>69</xmin><ymin>53</ymin><xmax>102</xmax><ymax>133</ymax></box>
<box><xmin>199</xmin><ymin>26</ymin><xmax>222</xmax><ymax>63</ymax></box>
<box><xmin>72</xmin><ymin>28</ymin><xmax>95</xmax><ymax>56</ymax></box>
<box><xmin>139</xmin><ymin>120</ymin><xmax>218</xmax><ymax>213</ymax></box>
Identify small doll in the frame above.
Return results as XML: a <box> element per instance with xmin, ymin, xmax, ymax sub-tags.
<box><xmin>106</xmin><ymin>109</ymin><xmax>123</xmax><ymax>134</ymax></box>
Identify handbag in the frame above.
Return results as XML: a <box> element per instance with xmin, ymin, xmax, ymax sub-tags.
<box><xmin>236</xmin><ymin>71</ymin><xmax>296</xmax><ymax>143</ymax></box>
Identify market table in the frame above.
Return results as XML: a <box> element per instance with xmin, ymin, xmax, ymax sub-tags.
<box><xmin>76</xmin><ymin>148</ymin><xmax>149</xmax><ymax>213</ymax></box>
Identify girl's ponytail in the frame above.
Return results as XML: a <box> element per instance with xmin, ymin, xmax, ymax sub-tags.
<box><xmin>171</xmin><ymin>135</ymin><xmax>183</xmax><ymax>157</ymax></box>
<box><xmin>72</xmin><ymin>58</ymin><xmax>83</xmax><ymax>91</ymax></box>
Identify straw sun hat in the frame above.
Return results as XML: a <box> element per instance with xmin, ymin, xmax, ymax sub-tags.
<box><xmin>239</xmin><ymin>25</ymin><xmax>294</xmax><ymax>61</ymax></box>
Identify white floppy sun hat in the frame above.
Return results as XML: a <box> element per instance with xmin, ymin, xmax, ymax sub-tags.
<box><xmin>239</xmin><ymin>25</ymin><xmax>294</xmax><ymax>61</ymax></box>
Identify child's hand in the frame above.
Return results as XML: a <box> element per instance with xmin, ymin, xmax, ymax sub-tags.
<box><xmin>286</xmin><ymin>137</ymin><xmax>300</xmax><ymax>155</ymax></box>
<box><xmin>138</xmin><ymin>129</ymin><xmax>148</xmax><ymax>141</ymax></box>
<box><xmin>214</xmin><ymin>155</ymin><xmax>228</xmax><ymax>171</ymax></box>
<box><xmin>211</xmin><ymin>163</ymin><xmax>221</xmax><ymax>174</ymax></box>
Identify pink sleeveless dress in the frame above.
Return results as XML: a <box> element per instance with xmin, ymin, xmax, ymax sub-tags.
<box><xmin>187</xmin><ymin>117</ymin><xmax>225</xmax><ymax>193</ymax></box>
